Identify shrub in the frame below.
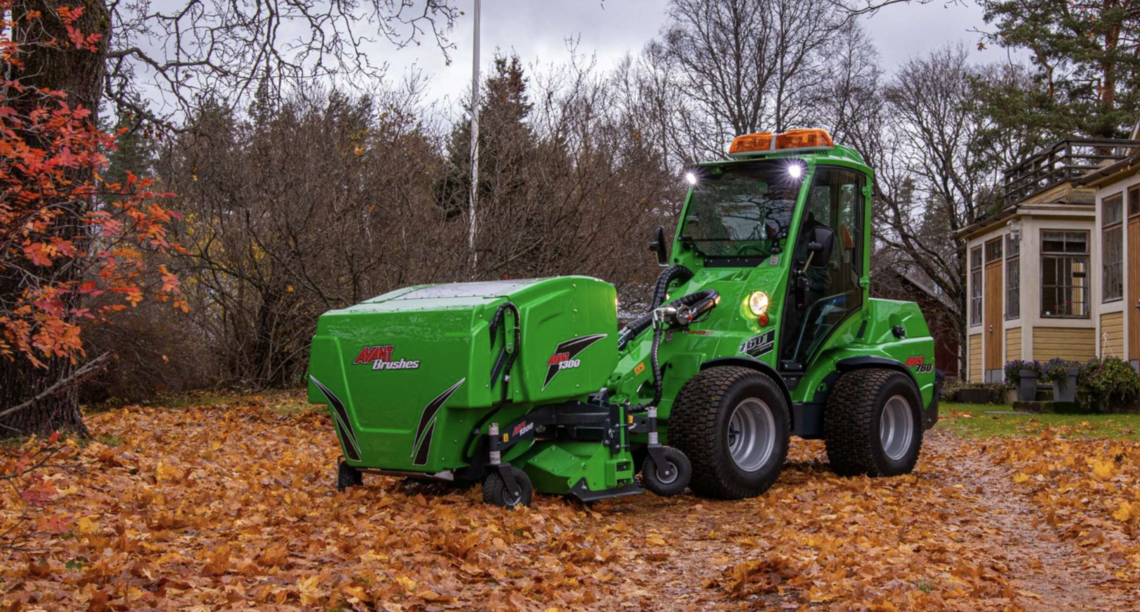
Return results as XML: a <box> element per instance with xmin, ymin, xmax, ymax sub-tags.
<box><xmin>1003</xmin><ymin>360</ymin><xmax>1040</xmax><ymax>389</ymax></box>
<box><xmin>1040</xmin><ymin>358</ymin><xmax>1080</xmax><ymax>384</ymax></box>
<box><xmin>941</xmin><ymin>381</ymin><xmax>1007</xmax><ymax>404</ymax></box>
<box><xmin>1077</xmin><ymin>357</ymin><xmax>1140</xmax><ymax>412</ymax></box>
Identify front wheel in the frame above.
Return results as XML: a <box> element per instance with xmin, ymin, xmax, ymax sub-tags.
<box><xmin>824</xmin><ymin>368</ymin><xmax>924</xmax><ymax>477</ymax></box>
<box><xmin>668</xmin><ymin>367</ymin><xmax>790</xmax><ymax>499</ymax></box>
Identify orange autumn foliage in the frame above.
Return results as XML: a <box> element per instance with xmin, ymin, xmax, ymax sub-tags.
<box><xmin>0</xmin><ymin>0</ymin><xmax>185</xmax><ymax>368</ymax></box>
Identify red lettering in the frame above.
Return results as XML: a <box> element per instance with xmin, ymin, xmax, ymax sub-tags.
<box><xmin>548</xmin><ymin>352</ymin><xmax>569</xmax><ymax>365</ymax></box>
<box><xmin>355</xmin><ymin>345</ymin><xmax>395</xmax><ymax>364</ymax></box>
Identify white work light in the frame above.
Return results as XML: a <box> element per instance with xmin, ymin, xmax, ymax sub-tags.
<box><xmin>748</xmin><ymin>291</ymin><xmax>770</xmax><ymax>316</ymax></box>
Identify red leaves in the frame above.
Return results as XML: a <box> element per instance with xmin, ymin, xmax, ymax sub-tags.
<box><xmin>0</xmin><ymin>32</ymin><xmax>183</xmax><ymax>368</ymax></box>
<box><xmin>64</xmin><ymin>26</ymin><xmax>102</xmax><ymax>52</ymax></box>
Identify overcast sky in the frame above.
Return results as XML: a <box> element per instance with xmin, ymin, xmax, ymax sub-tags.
<box><xmin>382</xmin><ymin>0</ymin><xmax>1019</xmax><ymax>114</ymax></box>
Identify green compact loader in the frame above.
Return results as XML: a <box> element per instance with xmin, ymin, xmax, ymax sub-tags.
<box><xmin>308</xmin><ymin>128</ymin><xmax>938</xmax><ymax>507</ymax></box>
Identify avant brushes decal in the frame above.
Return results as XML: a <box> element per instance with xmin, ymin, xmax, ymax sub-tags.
<box><xmin>411</xmin><ymin>378</ymin><xmax>466</xmax><ymax>466</ymax></box>
<box><xmin>309</xmin><ymin>375</ymin><xmax>362</xmax><ymax>461</ymax></box>
<box><xmin>543</xmin><ymin>334</ymin><xmax>607</xmax><ymax>389</ymax></box>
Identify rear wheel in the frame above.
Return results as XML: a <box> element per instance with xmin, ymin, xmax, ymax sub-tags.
<box><xmin>824</xmin><ymin>369</ymin><xmax>923</xmax><ymax>477</ymax></box>
<box><xmin>337</xmin><ymin>460</ymin><xmax>363</xmax><ymax>491</ymax></box>
<box><xmin>668</xmin><ymin>367</ymin><xmax>790</xmax><ymax>499</ymax></box>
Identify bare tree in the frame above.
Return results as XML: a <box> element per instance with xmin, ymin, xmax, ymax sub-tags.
<box><xmin>104</xmin><ymin>0</ymin><xmax>461</xmax><ymax>126</ymax></box>
<box><xmin>860</xmin><ymin>45</ymin><xmax>1008</xmax><ymax>373</ymax></box>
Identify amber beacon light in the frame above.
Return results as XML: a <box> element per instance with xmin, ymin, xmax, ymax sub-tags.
<box><xmin>729</xmin><ymin>128</ymin><xmax>834</xmax><ymax>155</ymax></box>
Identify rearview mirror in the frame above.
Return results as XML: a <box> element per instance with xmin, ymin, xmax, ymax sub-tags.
<box><xmin>806</xmin><ymin>226</ymin><xmax>834</xmax><ymax>267</ymax></box>
<box><xmin>649</xmin><ymin>226</ymin><xmax>669</xmax><ymax>266</ymax></box>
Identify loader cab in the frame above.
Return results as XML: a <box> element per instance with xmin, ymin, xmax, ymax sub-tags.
<box><xmin>674</xmin><ymin>130</ymin><xmax>872</xmax><ymax>375</ymax></box>
<box><xmin>778</xmin><ymin>165</ymin><xmax>866</xmax><ymax>372</ymax></box>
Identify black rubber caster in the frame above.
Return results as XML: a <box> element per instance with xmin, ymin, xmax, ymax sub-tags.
<box><xmin>337</xmin><ymin>459</ymin><xmax>363</xmax><ymax>491</ymax></box>
<box><xmin>482</xmin><ymin>468</ymin><xmax>533</xmax><ymax>508</ymax></box>
<box><xmin>642</xmin><ymin>446</ymin><xmax>691</xmax><ymax>497</ymax></box>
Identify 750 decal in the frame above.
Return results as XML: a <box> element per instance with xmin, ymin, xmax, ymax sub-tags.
<box><xmin>906</xmin><ymin>355</ymin><xmax>934</xmax><ymax>373</ymax></box>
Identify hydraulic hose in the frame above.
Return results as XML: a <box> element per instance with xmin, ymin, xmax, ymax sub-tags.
<box><xmin>617</xmin><ymin>289</ymin><xmax>719</xmax><ymax>351</ymax></box>
<box><xmin>651</xmin><ymin>265</ymin><xmax>694</xmax><ymax>308</ymax></box>
<box><xmin>650</xmin><ymin>319</ymin><xmax>665</xmax><ymax>407</ymax></box>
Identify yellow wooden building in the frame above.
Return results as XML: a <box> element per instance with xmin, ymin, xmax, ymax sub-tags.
<box><xmin>958</xmin><ymin>135</ymin><xmax>1140</xmax><ymax>383</ymax></box>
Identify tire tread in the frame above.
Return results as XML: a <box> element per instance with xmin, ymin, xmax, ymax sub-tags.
<box><xmin>824</xmin><ymin>368</ymin><xmax>922</xmax><ymax>477</ymax></box>
<box><xmin>669</xmin><ymin>366</ymin><xmax>789</xmax><ymax>499</ymax></box>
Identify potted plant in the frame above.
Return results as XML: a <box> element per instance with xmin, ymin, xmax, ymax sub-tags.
<box><xmin>1005</xmin><ymin>360</ymin><xmax>1040</xmax><ymax>402</ymax></box>
<box><xmin>1041</xmin><ymin>358</ymin><xmax>1080</xmax><ymax>403</ymax></box>
<box><xmin>1077</xmin><ymin>357</ymin><xmax>1140</xmax><ymax>412</ymax></box>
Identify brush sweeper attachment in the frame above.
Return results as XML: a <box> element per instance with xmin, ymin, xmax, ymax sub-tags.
<box><xmin>307</xmin><ymin>276</ymin><xmax>692</xmax><ymax>507</ymax></box>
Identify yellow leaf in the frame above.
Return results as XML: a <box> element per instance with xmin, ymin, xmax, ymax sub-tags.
<box><xmin>1113</xmin><ymin>501</ymin><xmax>1133</xmax><ymax>522</ymax></box>
<box><xmin>1093</xmin><ymin>459</ymin><xmax>1115</xmax><ymax>480</ymax></box>
<box><xmin>76</xmin><ymin>516</ymin><xmax>97</xmax><ymax>534</ymax></box>
<box><xmin>395</xmin><ymin>575</ymin><xmax>416</xmax><ymax>593</ymax></box>
<box><xmin>1012</xmin><ymin>473</ymin><xmax>1029</xmax><ymax>484</ymax></box>
<box><xmin>298</xmin><ymin>575</ymin><xmax>323</xmax><ymax>605</ymax></box>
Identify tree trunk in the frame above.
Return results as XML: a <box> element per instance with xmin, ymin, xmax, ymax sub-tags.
<box><xmin>1</xmin><ymin>0</ymin><xmax>110</xmax><ymax>437</ymax></box>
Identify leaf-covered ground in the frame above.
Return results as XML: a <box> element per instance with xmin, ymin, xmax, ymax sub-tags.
<box><xmin>3</xmin><ymin>396</ymin><xmax>1139</xmax><ymax>611</ymax></box>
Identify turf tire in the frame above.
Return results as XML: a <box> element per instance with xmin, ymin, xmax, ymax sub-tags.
<box><xmin>824</xmin><ymin>368</ymin><xmax>923</xmax><ymax>477</ymax></box>
<box><xmin>668</xmin><ymin>366</ymin><xmax>790</xmax><ymax>500</ymax></box>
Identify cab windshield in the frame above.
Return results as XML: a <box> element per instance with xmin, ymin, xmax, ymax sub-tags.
<box><xmin>679</xmin><ymin>162</ymin><xmax>801</xmax><ymax>259</ymax></box>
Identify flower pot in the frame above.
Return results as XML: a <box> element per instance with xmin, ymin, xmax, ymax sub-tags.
<box><xmin>1017</xmin><ymin>370</ymin><xmax>1038</xmax><ymax>402</ymax></box>
<box><xmin>1051</xmin><ymin>368</ymin><xmax>1080</xmax><ymax>403</ymax></box>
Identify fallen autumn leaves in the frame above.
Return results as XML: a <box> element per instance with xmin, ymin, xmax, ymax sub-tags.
<box><xmin>2</xmin><ymin>398</ymin><xmax>1138</xmax><ymax>610</ymax></box>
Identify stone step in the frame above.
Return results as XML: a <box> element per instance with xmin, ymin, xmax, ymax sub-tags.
<box><xmin>1012</xmin><ymin>400</ymin><xmax>1088</xmax><ymax>414</ymax></box>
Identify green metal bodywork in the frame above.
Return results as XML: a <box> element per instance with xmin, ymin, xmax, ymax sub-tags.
<box><xmin>307</xmin><ymin>142</ymin><xmax>937</xmax><ymax>499</ymax></box>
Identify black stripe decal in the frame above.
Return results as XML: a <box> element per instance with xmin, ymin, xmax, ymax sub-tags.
<box><xmin>334</xmin><ymin>421</ymin><xmax>361</xmax><ymax>461</ymax></box>
<box><xmin>310</xmin><ymin>375</ymin><xmax>362</xmax><ymax>460</ymax></box>
<box><xmin>412</xmin><ymin>422</ymin><xmax>435</xmax><ymax>466</ymax></box>
<box><xmin>411</xmin><ymin>378</ymin><xmax>465</xmax><ymax>459</ymax></box>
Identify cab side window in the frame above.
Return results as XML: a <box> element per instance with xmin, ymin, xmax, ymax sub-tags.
<box><xmin>779</xmin><ymin>167</ymin><xmax>864</xmax><ymax>367</ymax></box>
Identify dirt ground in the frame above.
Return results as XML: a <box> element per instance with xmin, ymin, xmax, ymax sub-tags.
<box><xmin>2</xmin><ymin>400</ymin><xmax>1139</xmax><ymax>610</ymax></box>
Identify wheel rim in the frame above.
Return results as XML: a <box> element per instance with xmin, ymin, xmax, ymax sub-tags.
<box><xmin>880</xmin><ymin>395</ymin><xmax>914</xmax><ymax>461</ymax></box>
<box><xmin>655</xmin><ymin>460</ymin><xmax>678</xmax><ymax>484</ymax></box>
<box><xmin>726</xmin><ymin>398</ymin><xmax>776</xmax><ymax>472</ymax></box>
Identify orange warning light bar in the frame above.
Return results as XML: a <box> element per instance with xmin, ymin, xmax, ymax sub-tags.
<box><xmin>728</xmin><ymin>132</ymin><xmax>773</xmax><ymax>155</ymax></box>
<box><xmin>775</xmin><ymin>128</ymin><xmax>833</xmax><ymax>150</ymax></box>
<box><xmin>729</xmin><ymin>128</ymin><xmax>834</xmax><ymax>156</ymax></box>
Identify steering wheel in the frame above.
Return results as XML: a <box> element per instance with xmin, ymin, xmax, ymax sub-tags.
<box><xmin>735</xmin><ymin>243</ymin><xmax>768</xmax><ymax>257</ymax></box>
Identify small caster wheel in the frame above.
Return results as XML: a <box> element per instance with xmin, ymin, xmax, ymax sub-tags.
<box><xmin>482</xmin><ymin>467</ymin><xmax>533</xmax><ymax>508</ymax></box>
<box><xmin>643</xmin><ymin>446</ymin><xmax>691</xmax><ymax>497</ymax></box>
<box><xmin>337</xmin><ymin>460</ymin><xmax>363</xmax><ymax>491</ymax></box>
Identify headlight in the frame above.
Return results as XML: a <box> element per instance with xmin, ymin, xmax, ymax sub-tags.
<box><xmin>748</xmin><ymin>291</ymin><xmax>769</xmax><ymax>316</ymax></box>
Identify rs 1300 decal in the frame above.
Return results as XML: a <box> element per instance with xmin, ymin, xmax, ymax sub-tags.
<box><xmin>544</xmin><ymin>334</ymin><xmax>607</xmax><ymax>389</ymax></box>
<box><xmin>353</xmin><ymin>345</ymin><xmax>420</xmax><ymax>370</ymax></box>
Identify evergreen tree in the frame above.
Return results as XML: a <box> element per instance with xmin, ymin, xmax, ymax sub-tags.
<box><xmin>437</xmin><ymin>53</ymin><xmax>537</xmax><ymax>220</ymax></box>
<box><xmin>979</xmin><ymin>0</ymin><xmax>1140</xmax><ymax>138</ymax></box>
